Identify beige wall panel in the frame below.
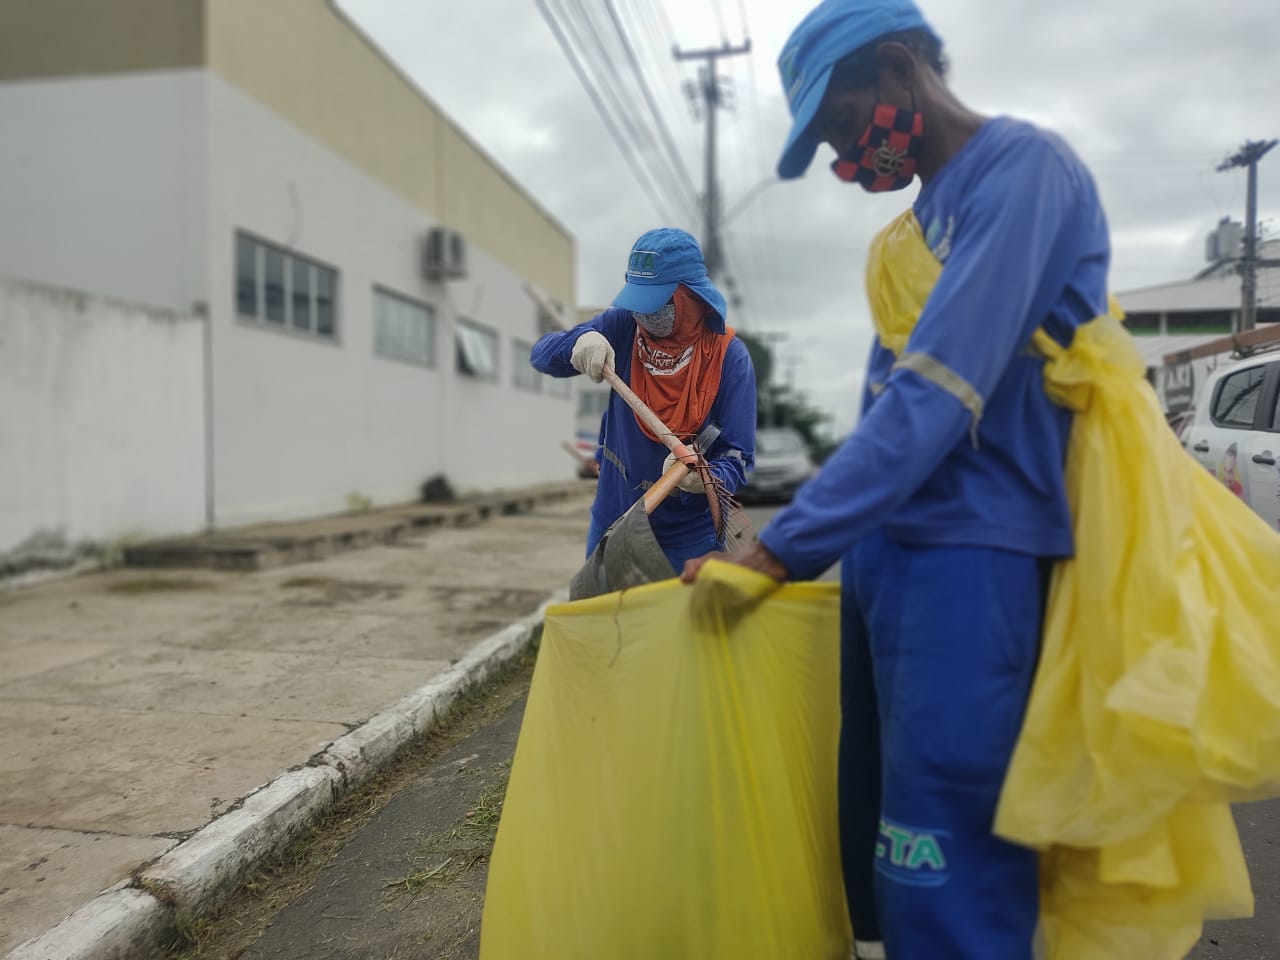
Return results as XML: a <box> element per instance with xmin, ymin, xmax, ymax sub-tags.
<box><xmin>206</xmin><ymin>0</ymin><xmax>440</xmax><ymax>215</ymax></box>
<box><xmin>439</xmin><ymin>127</ymin><xmax>575</xmax><ymax>306</ymax></box>
<box><xmin>0</xmin><ymin>0</ymin><xmax>204</xmax><ymax>81</ymax></box>
<box><xmin>207</xmin><ymin>0</ymin><xmax>574</xmax><ymax>307</ymax></box>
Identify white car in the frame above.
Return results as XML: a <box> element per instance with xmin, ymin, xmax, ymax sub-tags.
<box><xmin>740</xmin><ymin>427</ymin><xmax>816</xmax><ymax>504</ymax></box>
<box><xmin>1181</xmin><ymin>350</ymin><xmax>1280</xmax><ymax>531</ymax></box>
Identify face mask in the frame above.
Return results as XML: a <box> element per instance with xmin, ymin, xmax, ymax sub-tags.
<box><xmin>831</xmin><ymin>101</ymin><xmax>924</xmax><ymax>192</ymax></box>
<box><xmin>633</xmin><ymin>302</ymin><xmax>676</xmax><ymax>338</ymax></box>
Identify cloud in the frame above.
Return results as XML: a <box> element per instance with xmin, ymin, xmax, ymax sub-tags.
<box><xmin>337</xmin><ymin>0</ymin><xmax>1280</xmax><ymax>425</ymax></box>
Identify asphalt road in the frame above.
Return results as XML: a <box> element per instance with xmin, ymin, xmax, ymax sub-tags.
<box><xmin>1189</xmin><ymin>800</ymin><xmax>1280</xmax><ymax>959</ymax></box>
<box><xmin>740</xmin><ymin>502</ymin><xmax>840</xmax><ymax>580</ymax></box>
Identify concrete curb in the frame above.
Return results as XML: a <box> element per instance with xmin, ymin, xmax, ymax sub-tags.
<box><xmin>5</xmin><ymin>590</ymin><xmax>566</xmax><ymax>960</ymax></box>
<box><xmin>121</xmin><ymin>482</ymin><xmax>592</xmax><ymax>572</ymax></box>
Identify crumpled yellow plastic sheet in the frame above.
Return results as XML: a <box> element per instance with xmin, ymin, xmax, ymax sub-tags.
<box><xmin>996</xmin><ymin>315</ymin><xmax>1280</xmax><ymax>959</ymax></box>
<box><xmin>867</xmin><ymin>207</ymin><xmax>1280</xmax><ymax>960</ymax></box>
<box><xmin>479</xmin><ymin>562</ymin><xmax>851</xmax><ymax>960</ymax></box>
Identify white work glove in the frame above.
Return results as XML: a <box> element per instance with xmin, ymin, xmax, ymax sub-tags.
<box><xmin>570</xmin><ymin>331</ymin><xmax>615</xmax><ymax>382</ymax></box>
<box><xmin>663</xmin><ymin>452</ymin><xmax>706</xmax><ymax>494</ymax></box>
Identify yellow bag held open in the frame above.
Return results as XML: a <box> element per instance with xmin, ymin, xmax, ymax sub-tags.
<box><xmin>480</xmin><ymin>564</ymin><xmax>850</xmax><ymax>960</ymax></box>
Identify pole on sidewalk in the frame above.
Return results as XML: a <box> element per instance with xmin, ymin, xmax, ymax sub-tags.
<box><xmin>1218</xmin><ymin>138</ymin><xmax>1277</xmax><ymax>333</ymax></box>
<box><xmin>675</xmin><ymin>40</ymin><xmax>751</xmax><ymax>284</ymax></box>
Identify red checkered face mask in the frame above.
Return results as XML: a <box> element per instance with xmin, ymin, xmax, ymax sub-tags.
<box><xmin>831</xmin><ymin>102</ymin><xmax>924</xmax><ymax>192</ymax></box>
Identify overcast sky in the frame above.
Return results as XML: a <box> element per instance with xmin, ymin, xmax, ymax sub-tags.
<box><xmin>337</xmin><ymin>0</ymin><xmax>1279</xmax><ymax>435</ymax></box>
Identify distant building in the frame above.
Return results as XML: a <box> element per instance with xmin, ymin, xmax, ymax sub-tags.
<box><xmin>1117</xmin><ymin>220</ymin><xmax>1279</xmax><ymax>411</ymax></box>
<box><xmin>0</xmin><ymin>0</ymin><xmax>580</xmax><ymax>558</ymax></box>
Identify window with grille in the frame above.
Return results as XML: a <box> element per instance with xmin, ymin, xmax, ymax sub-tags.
<box><xmin>374</xmin><ymin>288</ymin><xmax>435</xmax><ymax>366</ymax></box>
<box><xmin>512</xmin><ymin>338</ymin><xmax>542</xmax><ymax>392</ymax></box>
<box><xmin>235</xmin><ymin>232</ymin><xmax>338</xmax><ymax>340</ymax></box>
<box><xmin>456</xmin><ymin>318</ymin><xmax>499</xmax><ymax>379</ymax></box>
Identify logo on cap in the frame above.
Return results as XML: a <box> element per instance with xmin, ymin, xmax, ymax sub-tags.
<box><xmin>780</xmin><ymin>48</ymin><xmax>803</xmax><ymax>102</ymax></box>
<box><xmin>627</xmin><ymin>250</ymin><xmax>660</xmax><ymax>278</ymax></box>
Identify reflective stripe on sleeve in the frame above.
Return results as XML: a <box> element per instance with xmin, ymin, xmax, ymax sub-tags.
<box><xmin>893</xmin><ymin>351</ymin><xmax>984</xmax><ymax>447</ymax></box>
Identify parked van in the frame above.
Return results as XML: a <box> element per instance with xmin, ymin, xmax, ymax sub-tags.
<box><xmin>1181</xmin><ymin>350</ymin><xmax>1280</xmax><ymax>531</ymax></box>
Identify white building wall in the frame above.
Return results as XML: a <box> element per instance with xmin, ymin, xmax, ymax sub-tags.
<box><xmin>443</xmin><ymin>265</ymin><xmax>577</xmax><ymax>492</ymax></box>
<box><xmin>0</xmin><ymin>71</ymin><xmax>208</xmax><ymax>314</ymax></box>
<box><xmin>0</xmin><ymin>279</ymin><xmax>206</xmax><ymax>555</ymax></box>
<box><xmin>203</xmin><ymin>74</ymin><xmax>574</xmax><ymax>526</ymax></box>
<box><xmin>0</xmin><ymin>69</ymin><xmax>576</xmax><ymax>537</ymax></box>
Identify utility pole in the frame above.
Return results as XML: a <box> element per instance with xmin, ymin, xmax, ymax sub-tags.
<box><xmin>1218</xmin><ymin>139</ymin><xmax>1277</xmax><ymax>332</ymax></box>
<box><xmin>755</xmin><ymin>331</ymin><xmax>787</xmax><ymax>426</ymax></box>
<box><xmin>675</xmin><ymin>39</ymin><xmax>750</xmax><ymax>283</ymax></box>
<box><xmin>780</xmin><ymin>354</ymin><xmax>801</xmax><ymax>427</ymax></box>
<box><xmin>783</xmin><ymin>354</ymin><xmax>800</xmax><ymax>394</ymax></box>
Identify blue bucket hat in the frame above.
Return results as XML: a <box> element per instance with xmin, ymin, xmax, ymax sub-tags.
<box><xmin>776</xmin><ymin>0</ymin><xmax>937</xmax><ymax>180</ymax></box>
<box><xmin>611</xmin><ymin>227</ymin><xmax>727</xmax><ymax>332</ymax></box>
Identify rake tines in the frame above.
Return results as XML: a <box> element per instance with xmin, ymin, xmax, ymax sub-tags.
<box><xmin>677</xmin><ymin>433</ymin><xmax>752</xmax><ymax>549</ymax></box>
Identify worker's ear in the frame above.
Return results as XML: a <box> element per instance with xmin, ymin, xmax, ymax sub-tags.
<box><xmin>874</xmin><ymin>41</ymin><xmax>916</xmax><ymax>86</ymax></box>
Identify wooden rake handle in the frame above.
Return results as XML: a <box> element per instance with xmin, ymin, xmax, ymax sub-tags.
<box><xmin>642</xmin><ymin>460</ymin><xmax>692</xmax><ymax>514</ymax></box>
<box><xmin>601</xmin><ymin>366</ymin><xmax>718</xmax><ymax>527</ymax></box>
<box><xmin>601</xmin><ymin>367</ymin><xmax>699</xmax><ymax>466</ymax></box>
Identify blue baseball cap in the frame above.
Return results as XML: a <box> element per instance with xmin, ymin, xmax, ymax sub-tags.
<box><xmin>776</xmin><ymin>0</ymin><xmax>937</xmax><ymax>180</ymax></box>
<box><xmin>611</xmin><ymin>227</ymin><xmax>727</xmax><ymax>331</ymax></box>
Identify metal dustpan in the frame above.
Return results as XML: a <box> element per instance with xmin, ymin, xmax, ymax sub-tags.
<box><xmin>569</xmin><ymin>492</ymin><xmax>675</xmax><ymax>601</ymax></box>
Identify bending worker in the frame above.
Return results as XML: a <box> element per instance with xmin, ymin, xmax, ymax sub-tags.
<box><xmin>531</xmin><ymin>228</ymin><xmax>755</xmax><ymax>573</ymax></box>
<box><xmin>684</xmin><ymin>0</ymin><xmax>1112</xmax><ymax>957</ymax></box>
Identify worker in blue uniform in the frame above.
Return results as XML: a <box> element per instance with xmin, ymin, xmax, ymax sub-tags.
<box><xmin>532</xmin><ymin>228</ymin><xmax>756</xmax><ymax>573</ymax></box>
<box><xmin>682</xmin><ymin>1</ymin><xmax>1112</xmax><ymax>957</ymax></box>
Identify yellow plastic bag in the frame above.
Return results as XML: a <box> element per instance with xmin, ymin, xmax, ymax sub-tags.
<box><xmin>866</xmin><ymin>208</ymin><xmax>1280</xmax><ymax>960</ymax></box>
<box><xmin>479</xmin><ymin>563</ymin><xmax>850</xmax><ymax>960</ymax></box>
<box><xmin>996</xmin><ymin>316</ymin><xmax>1279</xmax><ymax>959</ymax></box>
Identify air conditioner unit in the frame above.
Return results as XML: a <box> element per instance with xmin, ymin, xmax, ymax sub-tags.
<box><xmin>422</xmin><ymin>226</ymin><xmax>467</xmax><ymax>280</ymax></box>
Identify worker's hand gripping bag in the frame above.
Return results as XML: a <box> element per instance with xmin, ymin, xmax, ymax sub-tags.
<box><xmin>479</xmin><ymin>562</ymin><xmax>851</xmax><ymax>959</ymax></box>
<box><xmin>867</xmin><ymin>209</ymin><xmax>1280</xmax><ymax>960</ymax></box>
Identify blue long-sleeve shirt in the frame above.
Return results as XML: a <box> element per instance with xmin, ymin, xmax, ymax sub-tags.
<box><xmin>761</xmin><ymin>118</ymin><xmax>1111</xmax><ymax>579</ymax></box>
<box><xmin>532</xmin><ymin>307</ymin><xmax>756</xmax><ymax>552</ymax></box>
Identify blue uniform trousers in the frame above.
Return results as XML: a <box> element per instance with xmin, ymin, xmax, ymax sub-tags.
<box><xmin>838</xmin><ymin>529</ymin><xmax>1048</xmax><ymax>958</ymax></box>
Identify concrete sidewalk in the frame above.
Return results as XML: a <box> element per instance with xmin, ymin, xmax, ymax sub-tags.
<box><xmin>0</xmin><ymin>485</ymin><xmax>595</xmax><ymax>957</ymax></box>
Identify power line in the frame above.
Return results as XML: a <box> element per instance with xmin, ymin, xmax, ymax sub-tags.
<box><xmin>535</xmin><ymin>0</ymin><xmax>681</xmax><ymax>222</ymax></box>
<box><xmin>563</xmin><ymin>0</ymin><xmax>661</xmax><ymax>164</ymax></box>
<box><xmin>675</xmin><ymin>39</ymin><xmax>752</xmax><ymax>280</ymax></box>
<box><xmin>650</xmin><ymin>0</ymin><xmax>678</xmax><ymax>52</ymax></box>
<box><xmin>555</xmin><ymin>0</ymin><xmax>700</xmax><ymax>222</ymax></box>
<box><xmin>710</xmin><ymin>0</ymin><xmax>729</xmax><ymax>44</ymax></box>
<box><xmin>629</xmin><ymin>0</ymin><xmax>775</xmax><ymax>328</ymax></box>
<box><xmin>603</xmin><ymin>0</ymin><xmax>700</xmax><ymax>213</ymax></box>
<box><xmin>623</xmin><ymin>0</ymin><xmax>687</xmax><ymax>117</ymax></box>
<box><xmin>734</xmin><ymin>0</ymin><xmax>750</xmax><ymax>40</ymax></box>
<box><xmin>627</xmin><ymin>0</ymin><xmax>667</xmax><ymax>54</ymax></box>
<box><xmin>724</xmin><ymin>20</ymin><xmax>787</xmax><ymax>331</ymax></box>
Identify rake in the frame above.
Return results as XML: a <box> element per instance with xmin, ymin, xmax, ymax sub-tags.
<box><xmin>600</xmin><ymin>367</ymin><xmax>742</xmax><ymax>541</ymax></box>
<box><xmin>567</xmin><ymin>369</ymin><xmax>749</xmax><ymax>600</ymax></box>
